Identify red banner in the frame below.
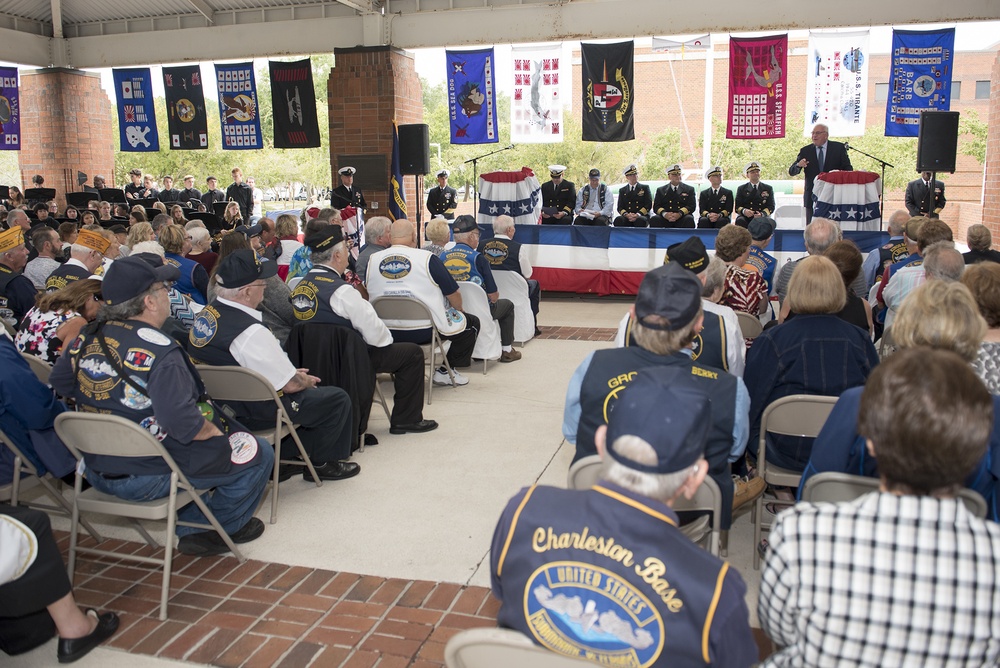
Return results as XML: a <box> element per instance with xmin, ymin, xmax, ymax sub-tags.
<box><xmin>727</xmin><ymin>34</ymin><xmax>787</xmax><ymax>139</ymax></box>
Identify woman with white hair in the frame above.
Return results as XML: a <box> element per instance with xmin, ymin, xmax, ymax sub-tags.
<box><xmin>185</xmin><ymin>225</ymin><xmax>218</xmax><ymax>274</ymax></box>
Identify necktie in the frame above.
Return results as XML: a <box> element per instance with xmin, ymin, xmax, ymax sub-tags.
<box><xmin>817</xmin><ymin>146</ymin><xmax>825</xmax><ymax>172</ymax></box>
<box><xmin>672</xmin><ymin>186</ymin><xmax>677</xmax><ymax>194</ymax></box>
<box><xmin>713</xmin><ymin>189</ymin><xmax>718</xmax><ymax>197</ymax></box>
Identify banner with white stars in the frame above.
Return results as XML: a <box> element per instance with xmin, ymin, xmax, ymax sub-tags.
<box><xmin>812</xmin><ymin>170</ymin><xmax>881</xmax><ymax>231</ymax></box>
<box><xmin>477</xmin><ymin>168</ymin><xmax>542</xmax><ymax>225</ymax></box>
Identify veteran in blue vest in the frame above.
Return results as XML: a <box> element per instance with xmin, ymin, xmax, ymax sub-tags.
<box><xmin>49</xmin><ymin>256</ymin><xmax>273</xmax><ymax>557</ymax></box>
<box><xmin>441</xmin><ymin>215</ymin><xmax>521</xmax><ymax>363</ymax></box>
<box><xmin>478</xmin><ymin>214</ymin><xmax>541</xmax><ymax>336</ymax></box>
<box><xmin>187</xmin><ymin>249</ymin><xmax>361</xmax><ymax>482</ymax></box>
<box><xmin>44</xmin><ymin>228</ymin><xmax>106</xmax><ymax>292</ymax></box>
<box><xmin>493</xmin><ymin>371</ymin><xmax>757</xmax><ymax>667</ymax></box>
<box><xmin>573</xmin><ymin>168</ymin><xmax>614</xmax><ymax>226</ymax></box>
<box><xmin>565</xmin><ymin>260</ymin><xmax>760</xmax><ymax>528</ymax></box>
<box><xmin>290</xmin><ymin>226</ymin><xmax>437</xmax><ymax>434</ymax></box>
<box><xmin>744</xmin><ymin>217</ymin><xmax>777</xmax><ymax>293</ymax></box>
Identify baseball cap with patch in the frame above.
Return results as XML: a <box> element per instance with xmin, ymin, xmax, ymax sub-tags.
<box><xmin>664</xmin><ymin>236</ymin><xmax>709</xmax><ymax>274</ymax></box>
<box><xmin>102</xmin><ymin>255</ymin><xmax>180</xmax><ymax>305</ymax></box>
<box><xmin>666</xmin><ymin>164</ymin><xmax>682</xmax><ymax>176</ymax></box>
<box><xmin>233</xmin><ymin>223</ymin><xmax>262</xmax><ymax>238</ymax></box>
<box><xmin>588</xmin><ymin>169</ymin><xmax>601</xmax><ymax>179</ymax></box>
<box><xmin>303</xmin><ymin>225</ymin><xmax>344</xmax><ymax>251</ymax></box>
<box><xmin>0</xmin><ymin>227</ymin><xmax>24</xmax><ymax>253</ymax></box>
<box><xmin>606</xmin><ymin>367</ymin><xmax>711</xmax><ymax>474</ymax></box>
<box><xmin>76</xmin><ymin>229</ymin><xmax>112</xmax><ymax>254</ymax></box>
<box><xmin>216</xmin><ymin>249</ymin><xmax>277</xmax><ymax>288</ymax></box>
<box><xmin>749</xmin><ymin>217</ymin><xmax>776</xmax><ymax>241</ymax></box>
<box><xmin>452</xmin><ymin>215</ymin><xmax>478</xmax><ymax>234</ymax></box>
<box><xmin>634</xmin><ymin>261</ymin><xmax>702</xmax><ymax>331</ymax></box>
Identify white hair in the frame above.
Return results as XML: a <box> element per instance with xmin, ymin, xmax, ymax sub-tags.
<box><xmin>130</xmin><ymin>241</ymin><xmax>165</xmax><ymax>257</ymax></box>
<box><xmin>598</xmin><ymin>435</ymin><xmax>693</xmax><ymax>501</ymax></box>
<box><xmin>492</xmin><ymin>214</ymin><xmax>515</xmax><ymax>235</ymax></box>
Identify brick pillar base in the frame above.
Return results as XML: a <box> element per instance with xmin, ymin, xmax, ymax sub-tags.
<box><xmin>985</xmin><ymin>52</ymin><xmax>1000</xmax><ymax>236</ymax></box>
<box><xmin>19</xmin><ymin>68</ymin><xmax>115</xmax><ymax>210</ymax></box>
<box><xmin>328</xmin><ymin>47</ymin><xmax>424</xmax><ymax>220</ymax></box>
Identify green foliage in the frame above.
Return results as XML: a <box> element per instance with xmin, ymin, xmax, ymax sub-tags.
<box><xmin>959</xmin><ymin>109</ymin><xmax>987</xmax><ymax>165</ymax></box>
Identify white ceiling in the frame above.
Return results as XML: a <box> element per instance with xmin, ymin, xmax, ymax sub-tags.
<box><xmin>1</xmin><ymin>0</ymin><xmax>998</xmax><ymax>69</ymax></box>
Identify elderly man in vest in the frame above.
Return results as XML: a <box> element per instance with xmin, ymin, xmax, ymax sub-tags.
<box><xmin>441</xmin><ymin>215</ymin><xmax>520</xmax><ymax>363</ymax></box>
<box><xmin>573</xmin><ymin>168</ymin><xmax>614</xmax><ymax>226</ymax></box>
<box><xmin>290</xmin><ymin>226</ymin><xmax>437</xmax><ymax>434</ymax></box>
<box><xmin>186</xmin><ymin>249</ymin><xmax>361</xmax><ymax>482</ymax></box>
<box><xmin>45</xmin><ymin>229</ymin><xmax>107</xmax><ymax>292</ymax></box>
<box><xmin>0</xmin><ymin>227</ymin><xmax>34</xmax><ymax>331</ymax></box>
<box><xmin>565</xmin><ymin>261</ymin><xmax>761</xmax><ymax>528</ymax></box>
<box><xmin>493</xmin><ymin>370</ymin><xmax>758</xmax><ymax>667</ymax></box>
<box><xmin>366</xmin><ymin>219</ymin><xmax>480</xmax><ymax>387</ymax></box>
<box><xmin>479</xmin><ymin>214</ymin><xmax>541</xmax><ymax>337</ymax></box>
<box><xmin>49</xmin><ymin>256</ymin><xmax>273</xmax><ymax>556</ymax></box>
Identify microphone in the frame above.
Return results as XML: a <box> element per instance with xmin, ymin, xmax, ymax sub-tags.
<box><xmin>844</xmin><ymin>141</ymin><xmax>851</xmax><ymax>150</ymax></box>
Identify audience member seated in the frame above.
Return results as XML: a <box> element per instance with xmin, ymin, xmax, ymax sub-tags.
<box><xmin>861</xmin><ymin>209</ymin><xmax>909</xmax><ymax>287</ymax></box>
<box><xmin>57</xmin><ymin>222</ymin><xmax>77</xmax><ymax>260</ymax></box>
<box><xmin>799</xmin><ymin>280</ymin><xmax>997</xmax><ymax>515</ymax></box>
<box><xmin>493</xmin><ymin>371</ymin><xmax>758</xmax><ymax>668</ymax></box>
<box><xmin>49</xmin><ymin>256</ymin><xmax>273</xmax><ymax>556</ymax></box>
<box><xmin>274</xmin><ymin>214</ymin><xmax>302</xmax><ymax>281</ymax></box>
<box><xmin>23</xmin><ymin>226</ymin><xmax>63</xmax><ymax>290</ymax></box>
<box><xmin>185</xmin><ymin>226</ymin><xmax>218</xmax><ymax>274</ymax></box>
<box><xmin>0</xmin><ymin>505</ymin><xmax>119</xmax><ymax>662</ymax></box>
<box><xmin>366</xmin><ymin>219</ymin><xmax>479</xmax><ymax>387</ymax></box>
<box><xmin>0</xmin><ymin>228</ymin><xmax>35</xmax><ymax>331</ymax></box>
<box><xmin>285</xmin><ymin>208</ymin><xmax>360</xmax><ymax>286</ymax></box>
<box><xmin>289</xmin><ymin>226</ymin><xmax>437</xmax><ymax>434</ymax></box>
<box><xmin>715</xmin><ymin>224</ymin><xmax>769</xmax><ymax>317</ymax></box>
<box><xmin>760</xmin><ymin>348</ymin><xmax>1000</xmax><ymax>667</ymax></box>
<box><xmin>78</xmin><ymin>210</ymin><xmax>99</xmax><ymax>228</ymax></box>
<box><xmin>45</xmin><ymin>229</ymin><xmax>107</xmax><ymax>292</ymax></box>
<box><xmin>964</xmin><ymin>262</ymin><xmax>1000</xmax><ymax>395</ymax></box>
<box><xmin>774</xmin><ymin>217</ymin><xmax>841</xmax><ymax>305</ymax></box>
<box><xmin>745</xmin><ymin>255</ymin><xmax>879</xmax><ymax>472</ymax></box>
<box><xmin>356</xmin><ymin>216</ymin><xmax>392</xmax><ymax>284</ymax></box>
<box><xmin>963</xmin><ymin>223</ymin><xmax>1000</xmax><ymax>265</ymax></box>
<box><xmin>159</xmin><ymin>224</ymin><xmax>208</xmax><ymax>305</ymax></box>
<box><xmin>441</xmin><ymin>215</ymin><xmax>520</xmax><ymax>363</ymax></box>
<box><xmin>187</xmin><ymin>249</ymin><xmax>360</xmax><ymax>482</ymax></box>
<box><xmin>875</xmin><ymin>216</ymin><xmax>943</xmax><ymax>309</ymax></box>
<box><xmin>421</xmin><ymin>217</ymin><xmax>451</xmax><ymax>256</ymax></box>
<box><xmin>564</xmin><ymin>261</ymin><xmax>758</xmax><ymax>528</ymax></box>
<box><xmin>222</xmin><ymin>201</ymin><xmax>243</xmax><ymax>231</ymax></box>
<box><xmin>479</xmin><ymin>214</ymin><xmax>541</xmax><ymax>336</ymax></box>
<box><xmin>782</xmin><ymin>240</ymin><xmax>871</xmax><ymax>336</ymax></box>
<box><xmin>16</xmin><ymin>279</ymin><xmax>102</xmax><ymax>365</ymax></box>
<box><xmin>743</xmin><ymin>217</ymin><xmax>777</xmax><ymax>293</ymax></box>
<box><xmin>881</xmin><ymin>218</ymin><xmax>957</xmax><ymax>327</ymax></box>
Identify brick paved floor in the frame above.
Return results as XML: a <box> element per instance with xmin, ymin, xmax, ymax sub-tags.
<box><xmin>533</xmin><ymin>326</ymin><xmax>617</xmax><ymax>342</ymax></box>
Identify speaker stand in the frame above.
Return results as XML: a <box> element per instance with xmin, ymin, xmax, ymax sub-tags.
<box><xmin>414</xmin><ymin>174</ymin><xmax>423</xmax><ymax>242</ymax></box>
<box><xmin>925</xmin><ymin>171</ymin><xmax>936</xmax><ymax>218</ymax></box>
<box><xmin>844</xmin><ymin>143</ymin><xmax>894</xmax><ymax>230</ymax></box>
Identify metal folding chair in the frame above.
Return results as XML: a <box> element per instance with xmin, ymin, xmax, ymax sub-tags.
<box><xmin>802</xmin><ymin>471</ymin><xmax>987</xmax><ymax>518</ymax></box>
<box><xmin>445</xmin><ymin>628</ymin><xmax>593</xmax><ymax>668</ymax></box>
<box><xmin>20</xmin><ymin>352</ymin><xmax>52</xmax><ymax>384</ymax></box>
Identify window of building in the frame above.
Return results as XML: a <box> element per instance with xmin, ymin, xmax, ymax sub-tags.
<box><xmin>875</xmin><ymin>83</ymin><xmax>888</xmax><ymax>101</ymax></box>
<box><xmin>951</xmin><ymin>81</ymin><xmax>961</xmax><ymax>100</ymax></box>
<box><xmin>976</xmin><ymin>81</ymin><xmax>991</xmax><ymax>100</ymax></box>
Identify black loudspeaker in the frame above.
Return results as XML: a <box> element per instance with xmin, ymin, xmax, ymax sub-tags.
<box><xmin>916</xmin><ymin>111</ymin><xmax>959</xmax><ymax>173</ymax></box>
<box><xmin>398</xmin><ymin>124</ymin><xmax>430</xmax><ymax>175</ymax></box>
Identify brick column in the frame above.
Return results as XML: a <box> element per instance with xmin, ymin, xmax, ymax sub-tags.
<box><xmin>19</xmin><ymin>68</ymin><xmax>115</xmax><ymax>209</ymax></box>
<box><xmin>328</xmin><ymin>47</ymin><xmax>424</xmax><ymax>219</ymax></box>
<box><xmin>985</xmin><ymin>51</ymin><xmax>1000</xmax><ymax>237</ymax></box>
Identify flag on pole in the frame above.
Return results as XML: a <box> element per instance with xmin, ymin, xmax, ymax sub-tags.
<box><xmin>581</xmin><ymin>40</ymin><xmax>634</xmax><ymax>142</ymax></box>
<box><xmin>652</xmin><ymin>35</ymin><xmax>711</xmax><ymax>58</ymax></box>
<box><xmin>805</xmin><ymin>31</ymin><xmax>869</xmax><ymax>137</ymax></box>
<box><xmin>510</xmin><ymin>45</ymin><xmax>563</xmax><ymax>143</ymax></box>
<box><xmin>163</xmin><ymin>65</ymin><xmax>208</xmax><ymax>150</ymax></box>
<box><xmin>0</xmin><ymin>68</ymin><xmax>19</xmax><ymax>150</ymax></box>
<box><xmin>269</xmin><ymin>58</ymin><xmax>321</xmax><ymax>148</ymax></box>
<box><xmin>214</xmin><ymin>62</ymin><xmax>262</xmax><ymax>150</ymax></box>
<box><xmin>446</xmin><ymin>48</ymin><xmax>498</xmax><ymax>145</ymax></box>
<box><xmin>388</xmin><ymin>121</ymin><xmax>407</xmax><ymax>222</ymax></box>
<box><xmin>477</xmin><ymin>168</ymin><xmax>542</xmax><ymax>226</ymax></box>
<box><xmin>885</xmin><ymin>28</ymin><xmax>955</xmax><ymax>137</ymax></box>
<box><xmin>112</xmin><ymin>68</ymin><xmax>158</xmax><ymax>152</ymax></box>
<box><xmin>727</xmin><ymin>34</ymin><xmax>787</xmax><ymax>139</ymax></box>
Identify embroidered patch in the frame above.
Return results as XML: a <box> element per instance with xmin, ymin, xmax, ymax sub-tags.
<box><xmin>137</xmin><ymin>328</ymin><xmax>171</xmax><ymax>347</ymax></box>
<box><xmin>379</xmin><ymin>255</ymin><xmax>412</xmax><ymax>279</ymax></box>
<box><xmin>228</xmin><ymin>431</ymin><xmax>258</xmax><ymax>464</ymax></box>
<box><xmin>123</xmin><ymin>348</ymin><xmax>156</xmax><ymax>371</ymax></box>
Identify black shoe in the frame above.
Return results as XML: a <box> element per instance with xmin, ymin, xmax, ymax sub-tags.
<box><xmin>534</xmin><ymin>327</ymin><xmax>543</xmax><ymax>337</ymax></box>
<box><xmin>58</xmin><ymin>610</ymin><xmax>119</xmax><ymax>663</ymax></box>
<box><xmin>277</xmin><ymin>464</ymin><xmax>298</xmax><ymax>482</ymax></box>
<box><xmin>389</xmin><ymin>419</ymin><xmax>439</xmax><ymax>435</ymax></box>
<box><xmin>230</xmin><ymin>517</ymin><xmax>265</xmax><ymax>544</ymax></box>
<box><xmin>303</xmin><ymin>461</ymin><xmax>361</xmax><ymax>482</ymax></box>
<box><xmin>176</xmin><ymin>518</ymin><xmax>265</xmax><ymax>556</ymax></box>
<box><xmin>364</xmin><ymin>433</ymin><xmax>379</xmax><ymax>446</ymax></box>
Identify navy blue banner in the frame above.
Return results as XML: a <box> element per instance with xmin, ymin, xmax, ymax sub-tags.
<box><xmin>389</xmin><ymin>121</ymin><xmax>407</xmax><ymax>221</ymax></box>
<box><xmin>446</xmin><ymin>48</ymin><xmax>498</xmax><ymax>145</ymax></box>
<box><xmin>214</xmin><ymin>62</ymin><xmax>263</xmax><ymax>150</ymax></box>
<box><xmin>885</xmin><ymin>28</ymin><xmax>955</xmax><ymax>137</ymax></box>
<box><xmin>112</xmin><ymin>68</ymin><xmax>159</xmax><ymax>152</ymax></box>
<box><xmin>0</xmin><ymin>67</ymin><xmax>20</xmax><ymax>151</ymax></box>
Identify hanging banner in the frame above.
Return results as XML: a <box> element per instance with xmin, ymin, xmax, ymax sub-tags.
<box><xmin>510</xmin><ymin>45</ymin><xmax>563</xmax><ymax>144</ymax></box>
<box><xmin>269</xmin><ymin>59</ymin><xmax>321</xmax><ymax>148</ymax></box>
<box><xmin>885</xmin><ymin>28</ymin><xmax>955</xmax><ymax>137</ymax></box>
<box><xmin>477</xmin><ymin>168</ymin><xmax>542</xmax><ymax>226</ymax></box>
<box><xmin>446</xmin><ymin>48</ymin><xmax>498</xmax><ymax>145</ymax></box>
<box><xmin>651</xmin><ymin>34</ymin><xmax>711</xmax><ymax>57</ymax></box>
<box><xmin>214</xmin><ymin>62</ymin><xmax>262</xmax><ymax>150</ymax></box>
<box><xmin>727</xmin><ymin>34</ymin><xmax>787</xmax><ymax>139</ymax></box>
<box><xmin>162</xmin><ymin>65</ymin><xmax>208</xmax><ymax>150</ymax></box>
<box><xmin>389</xmin><ymin>121</ymin><xmax>407</xmax><ymax>221</ymax></box>
<box><xmin>0</xmin><ymin>68</ymin><xmax>21</xmax><ymax>150</ymax></box>
<box><xmin>581</xmin><ymin>40</ymin><xmax>634</xmax><ymax>142</ymax></box>
<box><xmin>805</xmin><ymin>31</ymin><xmax>869</xmax><ymax>137</ymax></box>
<box><xmin>112</xmin><ymin>68</ymin><xmax>159</xmax><ymax>152</ymax></box>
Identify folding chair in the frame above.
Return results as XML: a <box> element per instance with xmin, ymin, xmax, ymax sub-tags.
<box><xmin>735</xmin><ymin>311</ymin><xmax>764</xmax><ymax>340</ymax></box>
<box><xmin>195</xmin><ymin>365</ymin><xmax>320</xmax><ymax>525</ymax></box>
<box><xmin>0</xmin><ymin>426</ymin><xmax>102</xmax><ymax>541</ymax></box>
<box><xmin>801</xmin><ymin>471</ymin><xmax>988</xmax><ymax>518</ymax></box>
<box><xmin>445</xmin><ymin>627</ymin><xmax>593</xmax><ymax>668</ymax></box>
<box><xmin>20</xmin><ymin>352</ymin><xmax>52</xmax><ymax>384</ymax></box>
<box><xmin>371</xmin><ymin>295</ymin><xmax>457</xmax><ymax>404</ymax></box>
<box><xmin>751</xmin><ymin>394</ymin><xmax>837</xmax><ymax>569</ymax></box>
<box><xmin>54</xmin><ymin>412</ymin><xmax>246</xmax><ymax>621</ymax></box>
<box><xmin>492</xmin><ymin>270</ymin><xmax>535</xmax><ymax>345</ymax></box>
<box><xmin>458</xmin><ymin>281</ymin><xmax>501</xmax><ymax>374</ymax></box>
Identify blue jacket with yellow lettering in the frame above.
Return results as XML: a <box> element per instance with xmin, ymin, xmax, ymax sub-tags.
<box><xmin>490</xmin><ymin>482</ymin><xmax>757</xmax><ymax>667</ymax></box>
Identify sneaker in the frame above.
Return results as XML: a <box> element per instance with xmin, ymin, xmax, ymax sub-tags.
<box><xmin>732</xmin><ymin>474</ymin><xmax>766</xmax><ymax>511</ymax></box>
<box><xmin>500</xmin><ymin>349</ymin><xmax>522</xmax><ymax>363</ymax></box>
<box><xmin>433</xmin><ymin>368</ymin><xmax>469</xmax><ymax>386</ymax></box>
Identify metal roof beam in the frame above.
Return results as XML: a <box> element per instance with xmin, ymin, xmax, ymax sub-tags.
<box><xmin>334</xmin><ymin>0</ymin><xmax>377</xmax><ymax>13</ymax></box>
<box><xmin>185</xmin><ymin>0</ymin><xmax>216</xmax><ymax>24</ymax></box>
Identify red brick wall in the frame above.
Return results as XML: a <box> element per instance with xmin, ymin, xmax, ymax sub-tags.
<box><xmin>328</xmin><ymin>47</ymin><xmax>424</xmax><ymax>219</ymax></box>
<box><xmin>985</xmin><ymin>51</ymin><xmax>1000</xmax><ymax>237</ymax></box>
<box><xmin>19</xmin><ymin>68</ymin><xmax>116</xmax><ymax>209</ymax></box>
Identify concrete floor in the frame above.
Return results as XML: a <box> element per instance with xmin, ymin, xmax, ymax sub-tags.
<box><xmin>8</xmin><ymin>294</ymin><xmax>765</xmax><ymax>666</ymax></box>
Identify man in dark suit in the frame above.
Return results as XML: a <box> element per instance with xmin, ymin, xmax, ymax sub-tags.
<box><xmin>904</xmin><ymin>170</ymin><xmax>946</xmax><ymax>218</ymax></box>
<box><xmin>426</xmin><ymin>169</ymin><xmax>458</xmax><ymax>220</ymax></box>
<box><xmin>201</xmin><ymin>176</ymin><xmax>226</xmax><ymax>210</ymax></box>
<box><xmin>734</xmin><ymin>161</ymin><xmax>775</xmax><ymax>228</ymax></box>
<box><xmin>696</xmin><ymin>165</ymin><xmax>733</xmax><ymax>229</ymax></box>
<box><xmin>788</xmin><ymin>124</ymin><xmax>852</xmax><ymax>223</ymax></box>
<box><xmin>613</xmin><ymin>163</ymin><xmax>652</xmax><ymax>227</ymax></box>
<box><xmin>649</xmin><ymin>164</ymin><xmax>696</xmax><ymax>228</ymax></box>
<box><xmin>330</xmin><ymin>166</ymin><xmax>367</xmax><ymax>212</ymax></box>
<box><xmin>540</xmin><ymin>165</ymin><xmax>575</xmax><ymax>225</ymax></box>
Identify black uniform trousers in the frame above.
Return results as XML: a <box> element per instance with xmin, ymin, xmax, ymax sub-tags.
<box><xmin>697</xmin><ymin>216</ymin><xmax>731</xmax><ymax>229</ymax></box>
<box><xmin>237</xmin><ymin>386</ymin><xmax>353</xmax><ymax>464</ymax></box>
<box><xmin>392</xmin><ymin>313</ymin><xmax>481</xmax><ymax>369</ymax></box>
<box><xmin>369</xmin><ymin>342</ymin><xmax>425</xmax><ymax>426</ymax></box>
<box><xmin>734</xmin><ymin>214</ymin><xmax>754</xmax><ymax>229</ymax></box>
<box><xmin>573</xmin><ymin>215</ymin><xmax>610</xmax><ymax>226</ymax></box>
<box><xmin>0</xmin><ymin>505</ymin><xmax>72</xmax><ymax>617</ymax></box>
<box><xmin>649</xmin><ymin>214</ymin><xmax>695</xmax><ymax>228</ymax></box>
<box><xmin>612</xmin><ymin>215</ymin><xmax>649</xmax><ymax>227</ymax></box>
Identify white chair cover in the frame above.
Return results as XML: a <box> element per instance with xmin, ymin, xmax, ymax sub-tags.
<box><xmin>458</xmin><ymin>281</ymin><xmax>501</xmax><ymax>362</ymax></box>
<box><xmin>492</xmin><ymin>270</ymin><xmax>535</xmax><ymax>344</ymax></box>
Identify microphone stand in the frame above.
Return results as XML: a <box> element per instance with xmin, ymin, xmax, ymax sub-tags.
<box><xmin>844</xmin><ymin>142</ymin><xmax>894</xmax><ymax>230</ymax></box>
<box><xmin>464</xmin><ymin>144</ymin><xmax>515</xmax><ymax>219</ymax></box>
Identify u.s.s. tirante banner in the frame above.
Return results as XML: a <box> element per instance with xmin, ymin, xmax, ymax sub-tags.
<box><xmin>805</xmin><ymin>30</ymin><xmax>869</xmax><ymax>137</ymax></box>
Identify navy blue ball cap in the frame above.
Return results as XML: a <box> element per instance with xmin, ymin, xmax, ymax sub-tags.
<box><xmin>634</xmin><ymin>262</ymin><xmax>702</xmax><ymax>331</ymax></box>
<box><xmin>303</xmin><ymin>225</ymin><xmax>344</xmax><ymax>251</ymax></box>
<box><xmin>102</xmin><ymin>256</ymin><xmax>179</xmax><ymax>305</ymax></box>
<box><xmin>606</xmin><ymin>367</ymin><xmax>711</xmax><ymax>474</ymax></box>
<box><xmin>452</xmin><ymin>215</ymin><xmax>478</xmax><ymax>234</ymax></box>
<box><xmin>216</xmin><ymin>249</ymin><xmax>277</xmax><ymax>288</ymax></box>
<box><xmin>665</xmin><ymin>236</ymin><xmax>709</xmax><ymax>273</ymax></box>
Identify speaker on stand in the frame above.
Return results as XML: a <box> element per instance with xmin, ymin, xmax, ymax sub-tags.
<box><xmin>398</xmin><ymin>123</ymin><xmax>431</xmax><ymax>238</ymax></box>
<box><xmin>916</xmin><ymin>111</ymin><xmax>959</xmax><ymax>218</ymax></box>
